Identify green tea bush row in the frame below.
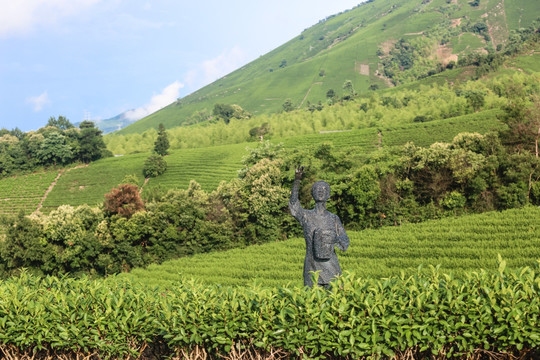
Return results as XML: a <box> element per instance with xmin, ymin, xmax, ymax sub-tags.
<box><xmin>1</xmin><ymin>263</ymin><xmax>538</xmax><ymax>359</ymax></box>
<box><xmin>125</xmin><ymin>206</ymin><xmax>540</xmax><ymax>288</ymax></box>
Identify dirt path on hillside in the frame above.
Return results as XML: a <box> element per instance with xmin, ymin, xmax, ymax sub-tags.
<box><xmin>484</xmin><ymin>0</ymin><xmax>509</xmax><ymax>49</ymax></box>
<box><xmin>298</xmin><ymin>82</ymin><xmax>323</xmax><ymax>108</ymax></box>
<box><xmin>139</xmin><ymin>178</ymin><xmax>150</xmax><ymax>194</ymax></box>
<box><xmin>34</xmin><ymin>164</ymin><xmax>89</xmax><ymax>213</ymax></box>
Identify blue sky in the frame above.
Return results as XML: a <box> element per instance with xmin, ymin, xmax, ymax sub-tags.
<box><xmin>0</xmin><ymin>0</ymin><xmax>363</xmax><ymax>132</ymax></box>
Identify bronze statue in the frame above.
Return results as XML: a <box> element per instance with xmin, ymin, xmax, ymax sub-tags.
<box><xmin>289</xmin><ymin>167</ymin><xmax>349</xmax><ymax>287</ymax></box>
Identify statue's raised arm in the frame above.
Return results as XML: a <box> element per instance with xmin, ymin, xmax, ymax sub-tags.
<box><xmin>289</xmin><ymin>166</ymin><xmax>304</xmax><ymax>219</ymax></box>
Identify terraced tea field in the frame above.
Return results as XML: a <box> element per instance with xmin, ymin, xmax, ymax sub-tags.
<box><xmin>40</xmin><ymin>153</ymin><xmax>148</xmax><ymax>213</ymax></box>
<box><xmin>144</xmin><ymin>143</ymin><xmax>247</xmax><ymax>192</ymax></box>
<box><xmin>380</xmin><ymin>109</ymin><xmax>504</xmax><ymax>147</ymax></box>
<box><xmin>0</xmin><ymin>170</ymin><xmax>60</xmax><ymax>216</ymax></box>
<box><xmin>122</xmin><ymin>206</ymin><xmax>540</xmax><ymax>288</ymax></box>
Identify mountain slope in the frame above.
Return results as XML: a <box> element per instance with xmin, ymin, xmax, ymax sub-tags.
<box><xmin>94</xmin><ymin>112</ymin><xmax>136</xmax><ymax>134</ymax></box>
<box><xmin>116</xmin><ymin>0</ymin><xmax>539</xmax><ymax>135</ymax></box>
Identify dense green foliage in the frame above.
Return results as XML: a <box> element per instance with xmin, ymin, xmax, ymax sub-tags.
<box><xmin>124</xmin><ymin>206</ymin><xmax>540</xmax><ymax>288</ymax></box>
<box><xmin>2</xmin><ymin>116</ymin><xmax>539</xmax><ymax>278</ymax></box>
<box><xmin>1</xmin><ymin>264</ymin><xmax>538</xmax><ymax>359</ymax></box>
<box><xmin>0</xmin><ymin>118</ymin><xmax>111</xmax><ymax>177</ymax></box>
<box><xmin>2</xmin><ymin>67</ymin><xmax>539</xmax><ymax>277</ymax></box>
<box><xmin>1</xmin><ymin>105</ymin><xmax>506</xmax><ymax>217</ymax></box>
<box><xmin>0</xmin><ymin>4</ymin><xmax>538</xmax><ymax>357</ymax></box>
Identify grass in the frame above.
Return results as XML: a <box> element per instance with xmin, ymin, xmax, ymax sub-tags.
<box><xmin>509</xmin><ymin>52</ymin><xmax>540</xmax><ymax>73</ymax></box>
<box><xmin>505</xmin><ymin>0</ymin><xmax>540</xmax><ymax>29</ymax></box>
<box><xmin>121</xmin><ymin>206</ymin><xmax>540</xmax><ymax>288</ymax></box>
<box><xmin>451</xmin><ymin>33</ymin><xmax>486</xmax><ymax>54</ymax></box>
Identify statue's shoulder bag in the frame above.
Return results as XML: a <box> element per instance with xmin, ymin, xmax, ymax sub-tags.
<box><xmin>313</xmin><ymin>229</ymin><xmax>335</xmax><ymax>260</ymax></box>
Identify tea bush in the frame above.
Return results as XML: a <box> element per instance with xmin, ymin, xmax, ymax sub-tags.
<box><xmin>0</xmin><ymin>262</ymin><xmax>538</xmax><ymax>359</ymax></box>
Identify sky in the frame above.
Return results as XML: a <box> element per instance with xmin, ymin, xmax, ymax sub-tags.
<box><xmin>0</xmin><ymin>0</ymin><xmax>363</xmax><ymax>132</ymax></box>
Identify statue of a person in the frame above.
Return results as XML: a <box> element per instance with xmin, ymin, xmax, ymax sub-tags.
<box><xmin>289</xmin><ymin>167</ymin><xmax>349</xmax><ymax>287</ymax></box>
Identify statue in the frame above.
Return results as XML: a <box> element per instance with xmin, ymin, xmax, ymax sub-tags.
<box><xmin>289</xmin><ymin>167</ymin><xmax>349</xmax><ymax>287</ymax></box>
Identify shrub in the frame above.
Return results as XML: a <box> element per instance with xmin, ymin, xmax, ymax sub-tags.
<box><xmin>104</xmin><ymin>184</ymin><xmax>145</xmax><ymax>218</ymax></box>
<box><xmin>142</xmin><ymin>154</ymin><xmax>167</xmax><ymax>178</ymax></box>
<box><xmin>441</xmin><ymin>190</ymin><xmax>467</xmax><ymax>210</ymax></box>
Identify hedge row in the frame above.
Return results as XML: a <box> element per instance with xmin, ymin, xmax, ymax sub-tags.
<box><xmin>0</xmin><ymin>262</ymin><xmax>538</xmax><ymax>359</ymax></box>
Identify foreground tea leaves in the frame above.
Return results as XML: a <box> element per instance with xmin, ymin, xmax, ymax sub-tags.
<box><xmin>0</xmin><ymin>263</ymin><xmax>538</xmax><ymax>359</ymax></box>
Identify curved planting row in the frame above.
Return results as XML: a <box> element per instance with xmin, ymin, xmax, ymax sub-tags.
<box><xmin>125</xmin><ymin>206</ymin><xmax>540</xmax><ymax>288</ymax></box>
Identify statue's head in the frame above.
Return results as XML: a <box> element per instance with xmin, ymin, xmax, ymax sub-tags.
<box><xmin>311</xmin><ymin>181</ymin><xmax>331</xmax><ymax>203</ymax></box>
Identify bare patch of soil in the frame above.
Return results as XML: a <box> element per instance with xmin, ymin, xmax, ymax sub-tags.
<box><xmin>378</xmin><ymin>39</ymin><xmax>397</xmax><ymax>56</ymax></box>
<box><xmin>434</xmin><ymin>44</ymin><xmax>458</xmax><ymax>65</ymax></box>
<box><xmin>451</xmin><ymin>18</ymin><xmax>461</xmax><ymax>28</ymax></box>
<box><xmin>355</xmin><ymin>62</ymin><xmax>370</xmax><ymax>76</ymax></box>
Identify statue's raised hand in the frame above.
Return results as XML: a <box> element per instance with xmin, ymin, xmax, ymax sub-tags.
<box><xmin>295</xmin><ymin>166</ymin><xmax>304</xmax><ymax>180</ymax></box>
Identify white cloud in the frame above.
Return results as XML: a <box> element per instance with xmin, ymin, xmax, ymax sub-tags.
<box><xmin>26</xmin><ymin>92</ymin><xmax>50</xmax><ymax>112</ymax></box>
<box><xmin>185</xmin><ymin>47</ymin><xmax>248</xmax><ymax>89</ymax></box>
<box><xmin>125</xmin><ymin>81</ymin><xmax>183</xmax><ymax>121</ymax></box>
<box><xmin>0</xmin><ymin>0</ymin><xmax>102</xmax><ymax>38</ymax></box>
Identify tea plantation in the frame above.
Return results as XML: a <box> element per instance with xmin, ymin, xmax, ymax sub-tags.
<box><xmin>121</xmin><ymin>206</ymin><xmax>540</xmax><ymax>288</ymax></box>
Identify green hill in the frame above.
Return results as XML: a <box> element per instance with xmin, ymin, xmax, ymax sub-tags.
<box><xmin>116</xmin><ymin>0</ymin><xmax>539</xmax><ymax>135</ymax></box>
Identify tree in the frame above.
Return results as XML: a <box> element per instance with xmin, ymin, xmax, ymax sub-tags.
<box><xmin>500</xmin><ymin>97</ymin><xmax>540</xmax><ymax>155</ymax></box>
<box><xmin>104</xmin><ymin>184</ymin><xmax>145</xmax><ymax>218</ymax></box>
<box><xmin>47</xmin><ymin>115</ymin><xmax>74</xmax><ymax>130</ymax></box>
<box><xmin>282</xmin><ymin>99</ymin><xmax>294</xmax><ymax>112</ymax></box>
<box><xmin>464</xmin><ymin>90</ymin><xmax>485</xmax><ymax>112</ymax></box>
<box><xmin>77</xmin><ymin>121</ymin><xmax>109</xmax><ymax>163</ymax></box>
<box><xmin>213</xmin><ymin>103</ymin><xmax>235</xmax><ymax>123</ymax></box>
<box><xmin>249</xmin><ymin>123</ymin><xmax>270</xmax><ymax>141</ymax></box>
<box><xmin>326</xmin><ymin>89</ymin><xmax>336</xmax><ymax>99</ymax></box>
<box><xmin>154</xmin><ymin>123</ymin><xmax>170</xmax><ymax>156</ymax></box>
<box><xmin>342</xmin><ymin>80</ymin><xmax>356</xmax><ymax>100</ymax></box>
<box><xmin>0</xmin><ymin>211</ymin><xmax>55</xmax><ymax>275</ymax></box>
<box><xmin>37</xmin><ymin>131</ymin><xmax>73</xmax><ymax>165</ymax></box>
